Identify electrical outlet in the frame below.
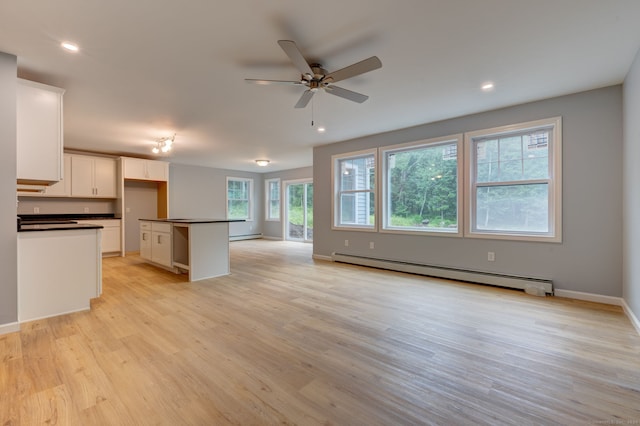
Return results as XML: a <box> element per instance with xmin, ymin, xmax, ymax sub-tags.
<box><xmin>369</xmin><ymin>242</ymin><xmax>375</xmax><ymax>249</ymax></box>
<box><xmin>344</xmin><ymin>239</ymin><xmax>349</xmax><ymax>247</ymax></box>
<box><xmin>488</xmin><ymin>251</ymin><xmax>495</xmax><ymax>261</ymax></box>
<box><xmin>84</xmin><ymin>207</ymin><xmax>90</xmax><ymax>213</ymax></box>
<box><xmin>33</xmin><ymin>207</ymin><xmax>39</xmax><ymax>213</ymax></box>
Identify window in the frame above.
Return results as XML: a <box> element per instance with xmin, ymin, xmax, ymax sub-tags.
<box><xmin>465</xmin><ymin>117</ymin><xmax>562</xmax><ymax>241</ymax></box>
<box><xmin>226</xmin><ymin>177</ymin><xmax>253</xmax><ymax>220</ymax></box>
<box><xmin>332</xmin><ymin>149</ymin><xmax>376</xmax><ymax>230</ymax></box>
<box><xmin>265</xmin><ymin>178</ymin><xmax>280</xmax><ymax>221</ymax></box>
<box><xmin>381</xmin><ymin>134</ymin><xmax>462</xmax><ymax>235</ymax></box>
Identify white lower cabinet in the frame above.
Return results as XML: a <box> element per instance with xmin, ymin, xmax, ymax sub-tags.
<box><xmin>140</xmin><ymin>221</ymin><xmax>172</xmax><ymax>268</ymax></box>
<box><xmin>76</xmin><ymin>219</ymin><xmax>121</xmax><ymax>255</ymax></box>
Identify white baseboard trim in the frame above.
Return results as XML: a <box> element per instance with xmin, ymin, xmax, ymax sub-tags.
<box><xmin>622</xmin><ymin>299</ymin><xmax>640</xmax><ymax>336</ymax></box>
<box><xmin>553</xmin><ymin>289</ymin><xmax>623</xmax><ymax>306</ymax></box>
<box><xmin>261</xmin><ymin>236</ymin><xmax>283</xmax><ymax>241</ymax></box>
<box><xmin>0</xmin><ymin>322</ymin><xmax>20</xmax><ymax>336</ymax></box>
<box><xmin>312</xmin><ymin>254</ymin><xmax>333</xmax><ymax>262</ymax></box>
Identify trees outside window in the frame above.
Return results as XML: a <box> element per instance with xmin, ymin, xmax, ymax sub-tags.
<box><xmin>227</xmin><ymin>177</ymin><xmax>252</xmax><ymax>220</ymax></box>
<box><xmin>381</xmin><ymin>135</ymin><xmax>462</xmax><ymax>235</ymax></box>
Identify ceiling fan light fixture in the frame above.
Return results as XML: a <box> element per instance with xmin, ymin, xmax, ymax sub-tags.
<box><xmin>255</xmin><ymin>159</ymin><xmax>270</xmax><ymax>167</ymax></box>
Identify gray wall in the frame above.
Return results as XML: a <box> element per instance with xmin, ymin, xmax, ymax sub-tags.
<box><xmin>0</xmin><ymin>52</ymin><xmax>17</xmax><ymax>327</ymax></box>
<box><xmin>262</xmin><ymin>166</ymin><xmax>313</xmax><ymax>239</ymax></box>
<box><xmin>124</xmin><ymin>181</ymin><xmax>158</xmax><ymax>252</ymax></box>
<box><xmin>314</xmin><ymin>86</ymin><xmax>623</xmax><ymax>297</ymax></box>
<box><xmin>623</xmin><ymin>49</ymin><xmax>640</xmax><ymax>320</ymax></box>
<box><xmin>17</xmin><ymin>198</ymin><xmax>116</xmax><ymax>215</ymax></box>
<box><xmin>169</xmin><ymin>163</ymin><xmax>262</xmax><ymax>237</ymax></box>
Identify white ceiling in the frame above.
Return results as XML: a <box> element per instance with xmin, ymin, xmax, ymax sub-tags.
<box><xmin>2</xmin><ymin>1</ymin><xmax>640</xmax><ymax>172</ymax></box>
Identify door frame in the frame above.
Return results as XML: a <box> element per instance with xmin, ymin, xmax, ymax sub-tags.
<box><xmin>283</xmin><ymin>178</ymin><xmax>313</xmax><ymax>243</ymax></box>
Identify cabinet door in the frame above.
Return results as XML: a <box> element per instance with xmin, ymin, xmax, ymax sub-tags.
<box><xmin>44</xmin><ymin>154</ymin><xmax>71</xmax><ymax>196</ymax></box>
<box><xmin>145</xmin><ymin>161</ymin><xmax>168</xmax><ymax>181</ymax></box>
<box><xmin>70</xmin><ymin>155</ymin><xmax>95</xmax><ymax>197</ymax></box>
<box><xmin>93</xmin><ymin>157</ymin><xmax>117</xmax><ymax>197</ymax></box>
<box><xmin>140</xmin><ymin>222</ymin><xmax>152</xmax><ymax>260</ymax></box>
<box><xmin>123</xmin><ymin>158</ymin><xmax>148</xmax><ymax>180</ymax></box>
<box><xmin>101</xmin><ymin>227</ymin><xmax>121</xmax><ymax>253</ymax></box>
<box><xmin>151</xmin><ymin>231</ymin><xmax>172</xmax><ymax>267</ymax></box>
<box><xmin>17</xmin><ymin>79</ymin><xmax>64</xmax><ymax>183</ymax></box>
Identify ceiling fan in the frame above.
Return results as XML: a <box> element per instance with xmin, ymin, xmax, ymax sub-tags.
<box><xmin>245</xmin><ymin>40</ymin><xmax>382</xmax><ymax>108</ymax></box>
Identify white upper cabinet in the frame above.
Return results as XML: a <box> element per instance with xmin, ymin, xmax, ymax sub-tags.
<box><xmin>70</xmin><ymin>154</ymin><xmax>117</xmax><ymax>198</ymax></box>
<box><xmin>122</xmin><ymin>157</ymin><xmax>168</xmax><ymax>182</ymax></box>
<box><xmin>16</xmin><ymin>79</ymin><xmax>65</xmax><ymax>184</ymax></box>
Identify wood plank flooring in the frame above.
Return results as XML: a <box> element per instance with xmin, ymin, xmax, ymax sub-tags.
<box><xmin>2</xmin><ymin>239</ymin><xmax>640</xmax><ymax>425</ymax></box>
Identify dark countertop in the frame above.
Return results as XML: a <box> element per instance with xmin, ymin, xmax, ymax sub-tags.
<box><xmin>19</xmin><ymin>213</ymin><xmax>119</xmax><ymax>222</ymax></box>
<box><xmin>18</xmin><ymin>223</ymin><xmax>104</xmax><ymax>232</ymax></box>
<box><xmin>139</xmin><ymin>218</ymin><xmax>245</xmax><ymax>224</ymax></box>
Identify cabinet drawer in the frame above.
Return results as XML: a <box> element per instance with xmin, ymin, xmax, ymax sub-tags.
<box><xmin>140</xmin><ymin>221</ymin><xmax>152</xmax><ymax>230</ymax></box>
<box><xmin>151</xmin><ymin>222</ymin><xmax>172</xmax><ymax>233</ymax></box>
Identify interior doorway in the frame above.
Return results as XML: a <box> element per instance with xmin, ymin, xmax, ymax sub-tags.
<box><xmin>284</xmin><ymin>180</ymin><xmax>313</xmax><ymax>242</ymax></box>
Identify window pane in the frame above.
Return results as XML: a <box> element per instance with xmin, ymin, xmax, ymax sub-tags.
<box><xmin>386</xmin><ymin>142</ymin><xmax>457</xmax><ymax>230</ymax></box>
<box><xmin>476</xmin><ymin>183</ymin><xmax>549</xmax><ymax>233</ymax></box>
<box><xmin>340</xmin><ymin>156</ymin><xmax>374</xmax><ymax>191</ymax></box>
<box><xmin>228</xmin><ymin>200</ymin><xmax>249</xmax><ymax>219</ymax></box>
<box><xmin>340</xmin><ymin>192</ymin><xmax>374</xmax><ymax>226</ymax></box>
<box><xmin>269</xmin><ymin>200</ymin><xmax>280</xmax><ymax>218</ymax></box>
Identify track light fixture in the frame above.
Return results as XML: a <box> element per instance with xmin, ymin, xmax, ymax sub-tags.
<box><xmin>152</xmin><ymin>134</ymin><xmax>175</xmax><ymax>154</ymax></box>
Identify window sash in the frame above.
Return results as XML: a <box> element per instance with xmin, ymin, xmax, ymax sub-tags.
<box><xmin>227</xmin><ymin>177</ymin><xmax>252</xmax><ymax>220</ymax></box>
<box><xmin>333</xmin><ymin>150</ymin><xmax>377</xmax><ymax>230</ymax></box>
<box><xmin>465</xmin><ymin>117</ymin><xmax>561</xmax><ymax>242</ymax></box>
<box><xmin>381</xmin><ymin>135</ymin><xmax>463</xmax><ymax>236</ymax></box>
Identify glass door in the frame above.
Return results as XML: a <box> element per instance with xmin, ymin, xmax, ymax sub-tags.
<box><xmin>285</xmin><ymin>180</ymin><xmax>313</xmax><ymax>242</ymax></box>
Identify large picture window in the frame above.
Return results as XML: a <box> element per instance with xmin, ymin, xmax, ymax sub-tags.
<box><xmin>227</xmin><ymin>177</ymin><xmax>253</xmax><ymax>220</ymax></box>
<box><xmin>332</xmin><ymin>149</ymin><xmax>376</xmax><ymax>230</ymax></box>
<box><xmin>265</xmin><ymin>178</ymin><xmax>280</xmax><ymax>221</ymax></box>
<box><xmin>465</xmin><ymin>117</ymin><xmax>562</xmax><ymax>241</ymax></box>
<box><xmin>381</xmin><ymin>134</ymin><xmax>462</xmax><ymax>235</ymax></box>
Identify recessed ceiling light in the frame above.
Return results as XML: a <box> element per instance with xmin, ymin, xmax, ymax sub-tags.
<box><xmin>481</xmin><ymin>82</ymin><xmax>495</xmax><ymax>91</ymax></box>
<box><xmin>61</xmin><ymin>42</ymin><xmax>79</xmax><ymax>52</ymax></box>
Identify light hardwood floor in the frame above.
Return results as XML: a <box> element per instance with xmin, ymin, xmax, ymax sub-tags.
<box><xmin>2</xmin><ymin>239</ymin><xmax>640</xmax><ymax>425</ymax></box>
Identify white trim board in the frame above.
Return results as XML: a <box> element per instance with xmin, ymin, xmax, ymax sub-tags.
<box><xmin>312</xmin><ymin>254</ymin><xmax>333</xmax><ymax>262</ymax></box>
<box><xmin>623</xmin><ymin>299</ymin><xmax>640</xmax><ymax>336</ymax></box>
<box><xmin>553</xmin><ymin>289</ymin><xmax>623</xmax><ymax>306</ymax></box>
<box><xmin>0</xmin><ymin>322</ymin><xmax>20</xmax><ymax>336</ymax></box>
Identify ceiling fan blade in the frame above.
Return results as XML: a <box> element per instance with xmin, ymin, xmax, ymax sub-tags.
<box><xmin>323</xmin><ymin>56</ymin><xmax>382</xmax><ymax>84</ymax></box>
<box><xmin>324</xmin><ymin>85</ymin><xmax>369</xmax><ymax>103</ymax></box>
<box><xmin>245</xmin><ymin>79</ymin><xmax>304</xmax><ymax>85</ymax></box>
<box><xmin>278</xmin><ymin>40</ymin><xmax>314</xmax><ymax>79</ymax></box>
<box><xmin>295</xmin><ymin>90</ymin><xmax>315</xmax><ymax>108</ymax></box>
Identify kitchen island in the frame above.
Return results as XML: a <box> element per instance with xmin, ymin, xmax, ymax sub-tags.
<box><xmin>18</xmin><ymin>222</ymin><xmax>103</xmax><ymax>322</ymax></box>
<box><xmin>139</xmin><ymin>218</ymin><xmax>243</xmax><ymax>282</ymax></box>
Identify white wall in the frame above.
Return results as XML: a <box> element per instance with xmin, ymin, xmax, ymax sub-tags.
<box><xmin>314</xmin><ymin>86</ymin><xmax>623</xmax><ymax>297</ymax></box>
<box><xmin>0</xmin><ymin>52</ymin><xmax>18</xmax><ymax>328</ymax></box>
<box><xmin>169</xmin><ymin>163</ymin><xmax>262</xmax><ymax>237</ymax></box>
<box><xmin>623</xmin><ymin>48</ymin><xmax>640</xmax><ymax>323</ymax></box>
<box><xmin>262</xmin><ymin>166</ymin><xmax>313</xmax><ymax>239</ymax></box>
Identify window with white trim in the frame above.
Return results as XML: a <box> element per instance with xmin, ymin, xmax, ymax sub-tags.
<box><xmin>226</xmin><ymin>177</ymin><xmax>253</xmax><ymax>220</ymax></box>
<box><xmin>265</xmin><ymin>178</ymin><xmax>280</xmax><ymax>221</ymax></box>
<box><xmin>465</xmin><ymin>117</ymin><xmax>562</xmax><ymax>241</ymax></box>
<box><xmin>381</xmin><ymin>134</ymin><xmax>462</xmax><ymax>235</ymax></box>
<box><xmin>332</xmin><ymin>149</ymin><xmax>376</xmax><ymax>229</ymax></box>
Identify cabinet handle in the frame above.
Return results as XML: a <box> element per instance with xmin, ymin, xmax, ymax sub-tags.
<box><xmin>157</xmin><ymin>235</ymin><xmax>161</xmax><ymax>244</ymax></box>
<box><xmin>142</xmin><ymin>233</ymin><xmax>147</xmax><ymax>241</ymax></box>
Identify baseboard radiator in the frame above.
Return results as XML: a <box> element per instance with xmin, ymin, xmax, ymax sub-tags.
<box><xmin>331</xmin><ymin>252</ymin><xmax>553</xmax><ymax>296</ymax></box>
<box><xmin>230</xmin><ymin>233</ymin><xmax>263</xmax><ymax>242</ymax></box>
